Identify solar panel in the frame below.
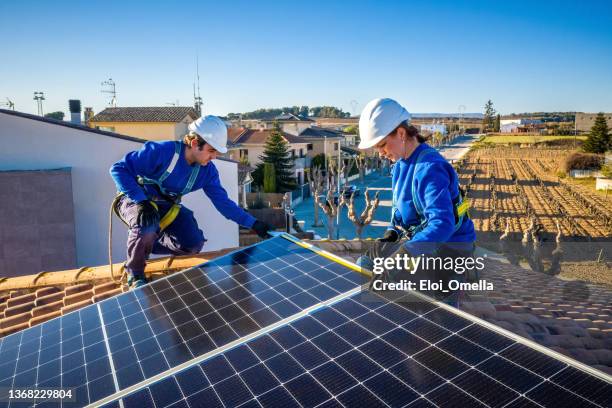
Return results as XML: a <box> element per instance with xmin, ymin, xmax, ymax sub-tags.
<box><xmin>98</xmin><ymin>291</ymin><xmax>612</xmax><ymax>408</ymax></box>
<box><xmin>0</xmin><ymin>235</ymin><xmax>368</xmax><ymax>407</ymax></box>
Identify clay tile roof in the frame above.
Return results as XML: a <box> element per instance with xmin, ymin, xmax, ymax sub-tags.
<box><xmin>0</xmin><ymin>248</ymin><xmax>237</xmax><ymax>339</ymax></box>
<box><xmin>90</xmin><ymin>107</ymin><xmax>198</xmax><ymax>123</ymax></box>
<box><xmin>228</xmin><ymin>127</ymin><xmax>309</xmax><ymax>145</ymax></box>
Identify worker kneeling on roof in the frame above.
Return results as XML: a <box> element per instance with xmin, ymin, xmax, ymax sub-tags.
<box><xmin>358</xmin><ymin>99</ymin><xmax>477</xmax><ymax>300</ymax></box>
<box><xmin>110</xmin><ymin>115</ymin><xmax>271</xmax><ymax>289</ymax></box>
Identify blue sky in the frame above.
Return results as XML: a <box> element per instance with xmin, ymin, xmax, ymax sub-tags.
<box><xmin>1</xmin><ymin>0</ymin><xmax>611</xmax><ymax>117</ymax></box>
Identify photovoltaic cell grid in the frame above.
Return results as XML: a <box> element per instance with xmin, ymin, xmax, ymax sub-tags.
<box><xmin>101</xmin><ymin>292</ymin><xmax>612</xmax><ymax>408</ymax></box>
<box><xmin>0</xmin><ymin>236</ymin><xmax>368</xmax><ymax>407</ymax></box>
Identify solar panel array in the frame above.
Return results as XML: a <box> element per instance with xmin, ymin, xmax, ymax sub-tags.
<box><xmin>0</xmin><ymin>236</ymin><xmax>367</xmax><ymax>407</ymax></box>
<box><xmin>0</xmin><ymin>234</ymin><xmax>610</xmax><ymax>408</ymax></box>
<box><xmin>99</xmin><ymin>292</ymin><xmax>611</xmax><ymax>408</ymax></box>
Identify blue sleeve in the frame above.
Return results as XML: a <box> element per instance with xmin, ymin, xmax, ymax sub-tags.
<box><xmin>109</xmin><ymin>142</ymin><xmax>168</xmax><ymax>203</ymax></box>
<box><xmin>409</xmin><ymin>161</ymin><xmax>456</xmax><ymax>244</ymax></box>
<box><xmin>203</xmin><ymin>164</ymin><xmax>257</xmax><ymax>228</ymax></box>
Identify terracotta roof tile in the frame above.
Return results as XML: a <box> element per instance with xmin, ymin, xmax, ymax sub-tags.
<box><xmin>0</xmin><ymin>312</ymin><xmax>31</xmax><ymax>329</ymax></box>
<box><xmin>6</xmin><ymin>293</ymin><xmax>36</xmax><ymax>308</ymax></box>
<box><xmin>93</xmin><ymin>282</ymin><xmax>121</xmax><ymax>295</ymax></box>
<box><xmin>65</xmin><ymin>283</ymin><xmax>93</xmax><ymax>296</ymax></box>
<box><xmin>92</xmin><ymin>287</ymin><xmax>123</xmax><ymax>303</ymax></box>
<box><xmin>31</xmin><ymin>300</ymin><xmax>64</xmax><ymax>318</ymax></box>
<box><xmin>63</xmin><ymin>289</ymin><xmax>94</xmax><ymax>306</ymax></box>
<box><xmin>3</xmin><ymin>301</ymin><xmax>36</xmax><ymax>317</ymax></box>
<box><xmin>34</xmin><ymin>291</ymin><xmax>65</xmax><ymax>307</ymax></box>
<box><xmin>0</xmin><ymin>322</ymin><xmax>29</xmax><ymax>337</ymax></box>
<box><xmin>90</xmin><ymin>107</ymin><xmax>198</xmax><ymax>123</ymax></box>
<box><xmin>62</xmin><ymin>298</ymin><xmax>93</xmax><ymax>315</ymax></box>
<box><xmin>30</xmin><ymin>311</ymin><xmax>61</xmax><ymax>327</ymax></box>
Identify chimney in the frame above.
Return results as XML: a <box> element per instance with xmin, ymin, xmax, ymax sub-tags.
<box><xmin>68</xmin><ymin>100</ymin><xmax>82</xmax><ymax>125</ymax></box>
<box><xmin>84</xmin><ymin>107</ymin><xmax>94</xmax><ymax>127</ymax></box>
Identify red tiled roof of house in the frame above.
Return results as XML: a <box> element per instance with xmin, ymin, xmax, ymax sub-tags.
<box><xmin>228</xmin><ymin>127</ymin><xmax>309</xmax><ymax>145</ymax></box>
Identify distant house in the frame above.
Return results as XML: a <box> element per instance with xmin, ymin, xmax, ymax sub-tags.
<box><xmin>298</xmin><ymin>126</ymin><xmax>345</xmax><ymax>157</ymax></box>
<box><xmin>89</xmin><ymin>106</ymin><xmax>198</xmax><ymax>140</ymax></box>
<box><xmin>420</xmin><ymin>123</ymin><xmax>447</xmax><ymax>135</ymax></box>
<box><xmin>575</xmin><ymin>112</ymin><xmax>612</xmax><ymax>133</ymax></box>
<box><xmin>227</xmin><ymin>127</ymin><xmax>311</xmax><ymax>185</ymax></box>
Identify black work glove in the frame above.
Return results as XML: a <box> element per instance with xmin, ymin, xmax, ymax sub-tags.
<box><xmin>252</xmin><ymin>220</ymin><xmax>273</xmax><ymax>239</ymax></box>
<box><xmin>136</xmin><ymin>200</ymin><xmax>160</xmax><ymax>228</ymax></box>
<box><xmin>377</xmin><ymin>229</ymin><xmax>400</xmax><ymax>243</ymax></box>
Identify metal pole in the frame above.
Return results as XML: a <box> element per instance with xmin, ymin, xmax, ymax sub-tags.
<box><xmin>336</xmin><ymin>141</ymin><xmax>341</xmax><ymax>239</ymax></box>
<box><xmin>324</xmin><ymin>135</ymin><xmax>328</xmax><ymax>190</ymax></box>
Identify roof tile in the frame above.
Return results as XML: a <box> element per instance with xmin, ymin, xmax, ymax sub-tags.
<box><xmin>90</xmin><ymin>107</ymin><xmax>198</xmax><ymax>123</ymax></box>
<box><xmin>93</xmin><ymin>282</ymin><xmax>121</xmax><ymax>295</ymax></box>
<box><xmin>92</xmin><ymin>287</ymin><xmax>123</xmax><ymax>303</ymax></box>
<box><xmin>30</xmin><ymin>311</ymin><xmax>61</xmax><ymax>327</ymax></box>
<box><xmin>63</xmin><ymin>289</ymin><xmax>94</xmax><ymax>306</ymax></box>
<box><xmin>31</xmin><ymin>300</ymin><xmax>64</xmax><ymax>318</ymax></box>
<box><xmin>0</xmin><ymin>312</ymin><xmax>31</xmax><ymax>329</ymax></box>
<box><xmin>0</xmin><ymin>322</ymin><xmax>29</xmax><ymax>337</ymax></box>
<box><xmin>65</xmin><ymin>283</ymin><xmax>93</xmax><ymax>296</ymax></box>
<box><xmin>35</xmin><ymin>292</ymin><xmax>65</xmax><ymax>307</ymax></box>
<box><xmin>6</xmin><ymin>293</ymin><xmax>36</xmax><ymax>308</ymax></box>
<box><xmin>3</xmin><ymin>301</ymin><xmax>36</xmax><ymax>318</ymax></box>
<box><xmin>62</xmin><ymin>298</ymin><xmax>93</xmax><ymax>315</ymax></box>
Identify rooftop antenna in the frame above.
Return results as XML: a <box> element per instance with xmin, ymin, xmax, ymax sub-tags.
<box><xmin>350</xmin><ymin>100</ymin><xmax>359</xmax><ymax>117</ymax></box>
<box><xmin>33</xmin><ymin>91</ymin><xmax>45</xmax><ymax>115</ymax></box>
<box><xmin>1</xmin><ymin>98</ymin><xmax>15</xmax><ymax>110</ymax></box>
<box><xmin>458</xmin><ymin>104</ymin><xmax>466</xmax><ymax>131</ymax></box>
<box><xmin>101</xmin><ymin>78</ymin><xmax>117</xmax><ymax>107</ymax></box>
<box><xmin>193</xmin><ymin>56</ymin><xmax>203</xmax><ymax>115</ymax></box>
<box><xmin>165</xmin><ymin>100</ymin><xmax>180</xmax><ymax>106</ymax></box>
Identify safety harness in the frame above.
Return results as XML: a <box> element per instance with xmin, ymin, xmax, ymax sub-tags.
<box><xmin>113</xmin><ymin>142</ymin><xmax>201</xmax><ymax>231</ymax></box>
<box><xmin>396</xmin><ymin>147</ymin><xmax>470</xmax><ymax>238</ymax></box>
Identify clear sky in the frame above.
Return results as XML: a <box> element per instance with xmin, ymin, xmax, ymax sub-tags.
<box><xmin>1</xmin><ymin>0</ymin><xmax>611</xmax><ymax>117</ymax></box>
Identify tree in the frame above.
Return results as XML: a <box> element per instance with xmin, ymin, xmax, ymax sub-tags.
<box><xmin>583</xmin><ymin>112</ymin><xmax>610</xmax><ymax>154</ymax></box>
<box><xmin>482</xmin><ymin>100</ymin><xmax>496</xmax><ymax>133</ymax></box>
<box><xmin>494</xmin><ymin>114</ymin><xmax>501</xmax><ymax>132</ymax></box>
<box><xmin>346</xmin><ymin>190</ymin><xmax>381</xmax><ymax>239</ymax></box>
<box><xmin>44</xmin><ymin>111</ymin><xmax>64</xmax><ymax>121</ymax></box>
<box><xmin>263</xmin><ymin>163</ymin><xmax>276</xmax><ymax>193</ymax></box>
<box><xmin>344</xmin><ymin>125</ymin><xmax>358</xmax><ymax>134</ymax></box>
<box><xmin>256</xmin><ymin>123</ymin><xmax>296</xmax><ymax>192</ymax></box>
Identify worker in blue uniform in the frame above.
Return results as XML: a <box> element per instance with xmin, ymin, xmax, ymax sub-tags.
<box><xmin>110</xmin><ymin>115</ymin><xmax>271</xmax><ymax>288</ymax></box>
<box><xmin>358</xmin><ymin>98</ymin><xmax>476</xmax><ymax>300</ymax></box>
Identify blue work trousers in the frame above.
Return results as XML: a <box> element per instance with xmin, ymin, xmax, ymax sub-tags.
<box><xmin>117</xmin><ymin>195</ymin><xmax>206</xmax><ymax>279</ymax></box>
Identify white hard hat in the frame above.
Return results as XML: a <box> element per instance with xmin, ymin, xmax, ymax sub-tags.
<box><xmin>358</xmin><ymin>98</ymin><xmax>410</xmax><ymax>149</ymax></box>
<box><xmin>188</xmin><ymin>115</ymin><xmax>228</xmax><ymax>153</ymax></box>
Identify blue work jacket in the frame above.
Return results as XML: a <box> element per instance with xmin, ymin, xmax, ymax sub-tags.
<box><xmin>110</xmin><ymin>141</ymin><xmax>256</xmax><ymax>228</ymax></box>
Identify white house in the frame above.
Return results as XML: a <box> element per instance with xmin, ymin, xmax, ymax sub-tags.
<box><xmin>420</xmin><ymin>123</ymin><xmax>447</xmax><ymax>135</ymax></box>
<box><xmin>0</xmin><ymin>109</ymin><xmax>241</xmax><ymax>271</ymax></box>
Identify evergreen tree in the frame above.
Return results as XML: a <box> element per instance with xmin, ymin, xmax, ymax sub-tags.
<box><xmin>257</xmin><ymin>123</ymin><xmax>296</xmax><ymax>192</ymax></box>
<box><xmin>263</xmin><ymin>163</ymin><xmax>276</xmax><ymax>193</ymax></box>
<box><xmin>482</xmin><ymin>100</ymin><xmax>496</xmax><ymax>132</ymax></box>
<box><xmin>494</xmin><ymin>114</ymin><xmax>501</xmax><ymax>132</ymax></box>
<box><xmin>583</xmin><ymin>113</ymin><xmax>610</xmax><ymax>154</ymax></box>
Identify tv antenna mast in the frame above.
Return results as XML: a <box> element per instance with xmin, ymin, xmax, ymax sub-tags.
<box><xmin>458</xmin><ymin>104</ymin><xmax>466</xmax><ymax>131</ymax></box>
<box><xmin>33</xmin><ymin>92</ymin><xmax>45</xmax><ymax>115</ymax></box>
<box><xmin>101</xmin><ymin>78</ymin><xmax>117</xmax><ymax>107</ymax></box>
<box><xmin>350</xmin><ymin>100</ymin><xmax>359</xmax><ymax>117</ymax></box>
<box><xmin>1</xmin><ymin>98</ymin><xmax>15</xmax><ymax>110</ymax></box>
<box><xmin>193</xmin><ymin>56</ymin><xmax>203</xmax><ymax>115</ymax></box>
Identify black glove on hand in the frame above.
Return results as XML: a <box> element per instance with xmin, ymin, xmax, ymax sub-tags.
<box><xmin>377</xmin><ymin>229</ymin><xmax>400</xmax><ymax>243</ymax></box>
<box><xmin>252</xmin><ymin>220</ymin><xmax>272</xmax><ymax>239</ymax></box>
<box><xmin>136</xmin><ymin>200</ymin><xmax>160</xmax><ymax>228</ymax></box>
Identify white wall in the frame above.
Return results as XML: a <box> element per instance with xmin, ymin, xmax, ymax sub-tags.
<box><xmin>0</xmin><ymin>112</ymin><xmax>239</xmax><ymax>268</ymax></box>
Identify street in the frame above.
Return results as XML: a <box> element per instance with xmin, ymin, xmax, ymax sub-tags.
<box><xmin>293</xmin><ymin>134</ymin><xmax>480</xmax><ymax>239</ymax></box>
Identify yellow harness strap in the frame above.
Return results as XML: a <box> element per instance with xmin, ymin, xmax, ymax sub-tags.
<box><xmin>149</xmin><ymin>201</ymin><xmax>181</xmax><ymax>232</ymax></box>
